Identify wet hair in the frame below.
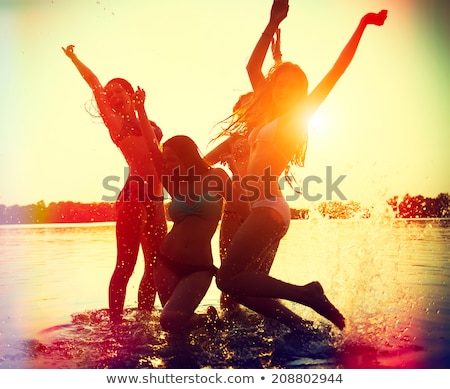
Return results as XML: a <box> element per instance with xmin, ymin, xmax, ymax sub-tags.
<box><xmin>105</xmin><ymin>78</ymin><xmax>134</xmax><ymax>96</ymax></box>
<box><xmin>164</xmin><ymin>135</ymin><xmax>211</xmax><ymax>175</ymax></box>
<box><xmin>270</xmin><ymin>63</ymin><xmax>308</xmax><ymax>167</ymax></box>
<box><xmin>267</xmin><ymin>62</ymin><xmax>307</xmax><ymax>90</ymax></box>
<box><xmin>216</xmin><ymin>62</ymin><xmax>309</xmax><ymax>168</ymax></box>
<box><xmin>221</xmin><ymin>62</ymin><xmax>308</xmax><ymax>135</ymax></box>
<box><xmin>85</xmin><ymin>78</ymin><xmax>135</xmax><ymax>119</ymax></box>
<box><xmin>210</xmin><ymin>91</ymin><xmax>256</xmax><ymax>143</ymax></box>
<box><xmin>233</xmin><ymin>91</ymin><xmax>254</xmax><ymax>113</ymax></box>
<box><xmin>263</xmin><ymin>62</ymin><xmax>308</xmax><ymax>120</ymax></box>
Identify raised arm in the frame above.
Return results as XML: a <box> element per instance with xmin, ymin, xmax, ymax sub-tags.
<box><xmin>271</xmin><ymin>28</ymin><xmax>282</xmax><ymax>65</ymax></box>
<box><xmin>62</xmin><ymin>45</ymin><xmax>101</xmax><ymax>90</ymax></box>
<box><xmin>306</xmin><ymin>10</ymin><xmax>388</xmax><ymax>116</ymax></box>
<box><xmin>204</xmin><ymin>138</ymin><xmax>233</xmax><ymax>166</ymax></box>
<box><xmin>246</xmin><ymin>0</ymin><xmax>289</xmax><ymax>91</ymax></box>
<box><xmin>62</xmin><ymin>45</ymin><xmax>116</xmax><ymax>125</ymax></box>
<box><xmin>133</xmin><ymin>87</ymin><xmax>164</xmax><ymax>171</ymax></box>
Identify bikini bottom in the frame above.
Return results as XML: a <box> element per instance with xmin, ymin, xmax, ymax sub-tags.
<box><xmin>251</xmin><ymin>196</ymin><xmax>291</xmax><ymax>235</ymax></box>
<box><xmin>158</xmin><ymin>252</ymin><xmax>217</xmax><ymax>278</ymax></box>
<box><xmin>118</xmin><ymin>176</ymin><xmax>164</xmax><ymax>203</ymax></box>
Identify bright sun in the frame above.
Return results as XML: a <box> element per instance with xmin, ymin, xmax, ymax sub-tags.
<box><xmin>308</xmin><ymin>111</ymin><xmax>328</xmax><ymax>136</ymax></box>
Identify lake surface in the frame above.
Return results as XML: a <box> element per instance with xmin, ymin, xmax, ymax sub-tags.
<box><xmin>0</xmin><ymin>217</ymin><xmax>449</xmax><ymax>369</ymax></box>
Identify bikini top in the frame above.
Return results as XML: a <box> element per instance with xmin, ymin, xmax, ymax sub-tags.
<box><xmin>247</xmin><ymin>119</ymin><xmax>290</xmax><ymax>164</ymax></box>
<box><xmin>168</xmin><ymin>193</ymin><xmax>223</xmax><ymax>223</ymax></box>
<box><xmin>247</xmin><ymin>118</ymin><xmax>308</xmax><ymax>167</ymax></box>
<box><xmin>111</xmin><ymin>117</ymin><xmax>163</xmax><ymax>147</ymax></box>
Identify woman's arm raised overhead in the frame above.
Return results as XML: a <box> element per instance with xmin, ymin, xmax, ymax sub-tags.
<box><xmin>306</xmin><ymin>10</ymin><xmax>388</xmax><ymax>117</ymax></box>
<box><xmin>246</xmin><ymin>0</ymin><xmax>289</xmax><ymax>92</ymax></box>
<box><xmin>62</xmin><ymin>44</ymin><xmax>120</xmax><ymax>129</ymax></box>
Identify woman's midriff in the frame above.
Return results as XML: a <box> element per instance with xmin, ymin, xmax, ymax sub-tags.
<box><xmin>159</xmin><ymin>216</ymin><xmax>218</xmax><ymax>266</ymax></box>
<box><xmin>119</xmin><ymin>137</ymin><xmax>164</xmax><ymax>197</ymax></box>
<box><xmin>244</xmin><ymin>142</ymin><xmax>288</xmax><ymax>202</ymax></box>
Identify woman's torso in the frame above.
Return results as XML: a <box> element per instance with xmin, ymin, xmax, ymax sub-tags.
<box><xmin>160</xmin><ymin>172</ymin><xmax>224</xmax><ymax>266</ymax></box>
<box><xmin>246</xmin><ymin>113</ymin><xmax>307</xmax><ymax>202</ymax></box>
<box><xmin>110</xmin><ymin>117</ymin><xmax>164</xmax><ymax>198</ymax></box>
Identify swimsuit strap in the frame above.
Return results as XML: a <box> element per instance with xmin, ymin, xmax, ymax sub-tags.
<box><xmin>248</xmin><ymin>120</ymin><xmax>290</xmax><ymax>164</ymax></box>
<box><xmin>168</xmin><ymin>193</ymin><xmax>223</xmax><ymax>223</ymax></box>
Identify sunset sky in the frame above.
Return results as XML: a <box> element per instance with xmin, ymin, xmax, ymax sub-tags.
<box><xmin>1</xmin><ymin>0</ymin><xmax>449</xmax><ymax>209</ymax></box>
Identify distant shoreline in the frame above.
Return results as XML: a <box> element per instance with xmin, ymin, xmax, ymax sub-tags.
<box><xmin>1</xmin><ymin>193</ymin><xmax>448</xmax><ymax>225</ymax></box>
<box><xmin>1</xmin><ymin>218</ymin><xmax>449</xmax><ymax>228</ymax></box>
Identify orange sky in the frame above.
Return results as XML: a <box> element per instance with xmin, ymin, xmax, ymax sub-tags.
<box><xmin>0</xmin><ymin>0</ymin><xmax>449</xmax><ymax>208</ymax></box>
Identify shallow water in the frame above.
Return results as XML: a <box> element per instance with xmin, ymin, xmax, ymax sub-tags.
<box><xmin>0</xmin><ymin>217</ymin><xmax>449</xmax><ymax>369</ymax></box>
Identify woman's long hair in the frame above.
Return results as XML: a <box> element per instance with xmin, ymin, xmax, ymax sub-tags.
<box><xmin>105</xmin><ymin>78</ymin><xmax>134</xmax><ymax>97</ymax></box>
<box><xmin>164</xmin><ymin>135</ymin><xmax>211</xmax><ymax>177</ymax></box>
<box><xmin>85</xmin><ymin>77</ymin><xmax>134</xmax><ymax>120</ymax></box>
<box><xmin>215</xmin><ymin>62</ymin><xmax>309</xmax><ymax>167</ymax></box>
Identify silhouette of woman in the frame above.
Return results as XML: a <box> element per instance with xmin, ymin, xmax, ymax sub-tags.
<box><xmin>216</xmin><ymin>0</ymin><xmax>388</xmax><ymax>331</ymax></box>
<box><xmin>62</xmin><ymin>45</ymin><xmax>167</xmax><ymax>324</ymax></box>
<box><xmin>133</xmin><ymin>87</ymin><xmax>239</xmax><ymax>334</ymax></box>
<box><xmin>204</xmin><ymin>30</ymin><xmax>283</xmax><ymax>317</ymax></box>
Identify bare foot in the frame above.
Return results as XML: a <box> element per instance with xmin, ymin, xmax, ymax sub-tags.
<box><xmin>205</xmin><ymin>305</ymin><xmax>223</xmax><ymax>330</ymax></box>
<box><xmin>301</xmin><ymin>282</ymin><xmax>345</xmax><ymax>330</ymax></box>
<box><xmin>206</xmin><ymin>305</ymin><xmax>219</xmax><ymax>322</ymax></box>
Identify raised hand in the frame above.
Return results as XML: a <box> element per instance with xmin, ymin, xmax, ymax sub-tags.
<box><xmin>362</xmin><ymin>10</ymin><xmax>388</xmax><ymax>27</ymax></box>
<box><xmin>61</xmin><ymin>44</ymin><xmax>76</xmax><ymax>59</ymax></box>
<box><xmin>269</xmin><ymin>0</ymin><xmax>289</xmax><ymax>26</ymax></box>
<box><xmin>271</xmin><ymin>28</ymin><xmax>282</xmax><ymax>63</ymax></box>
<box><xmin>133</xmin><ymin>86</ymin><xmax>146</xmax><ymax>107</ymax></box>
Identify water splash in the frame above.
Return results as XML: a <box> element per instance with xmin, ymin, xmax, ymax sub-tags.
<box><xmin>1</xmin><ymin>219</ymin><xmax>447</xmax><ymax>369</ymax></box>
<box><xmin>19</xmin><ymin>308</ymin><xmax>347</xmax><ymax>369</ymax></box>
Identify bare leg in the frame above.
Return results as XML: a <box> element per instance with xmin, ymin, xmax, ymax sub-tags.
<box><xmin>109</xmin><ymin>201</ymin><xmax>144</xmax><ymax>323</ymax></box>
<box><xmin>238</xmin><ymin>296</ymin><xmax>313</xmax><ymax>331</ymax></box>
<box><xmin>258</xmin><ymin>240</ymin><xmax>279</xmax><ymax>274</ymax></box>
<box><xmin>159</xmin><ymin>270</ymin><xmax>214</xmax><ymax>334</ymax></box>
<box><xmin>138</xmin><ymin>201</ymin><xmax>167</xmax><ymax>311</ymax></box>
<box><xmin>218</xmin><ymin>210</ymin><xmax>278</xmax><ymax>315</ymax></box>
<box><xmin>217</xmin><ymin>207</ymin><xmax>345</xmax><ymax>330</ymax></box>
<box><xmin>221</xmin><ymin>221</ymin><xmax>280</xmax><ymax>320</ymax></box>
<box><xmin>156</xmin><ymin>260</ymin><xmax>215</xmax><ymax>335</ymax></box>
<box><xmin>218</xmin><ymin>209</ymin><xmax>243</xmax><ymax>315</ymax></box>
<box><xmin>229</xmin><ymin>274</ymin><xmax>345</xmax><ymax>330</ymax></box>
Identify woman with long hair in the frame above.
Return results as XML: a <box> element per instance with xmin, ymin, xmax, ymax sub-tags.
<box><xmin>205</xmin><ymin>30</ymin><xmax>283</xmax><ymax>317</ymax></box>
<box><xmin>215</xmin><ymin>0</ymin><xmax>388</xmax><ymax>332</ymax></box>
<box><xmin>62</xmin><ymin>46</ymin><xmax>167</xmax><ymax>324</ymax></box>
<box><xmin>133</xmin><ymin>87</ymin><xmax>239</xmax><ymax>334</ymax></box>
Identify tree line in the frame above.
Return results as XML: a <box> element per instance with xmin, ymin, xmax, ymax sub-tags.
<box><xmin>386</xmin><ymin>193</ymin><xmax>449</xmax><ymax>219</ymax></box>
<box><xmin>0</xmin><ymin>200</ymin><xmax>116</xmax><ymax>225</ymax></box>
<box><xmin>0</xmin><ymin>193</ymin><xmax>448</xmax><ymax>225</ymax></box>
